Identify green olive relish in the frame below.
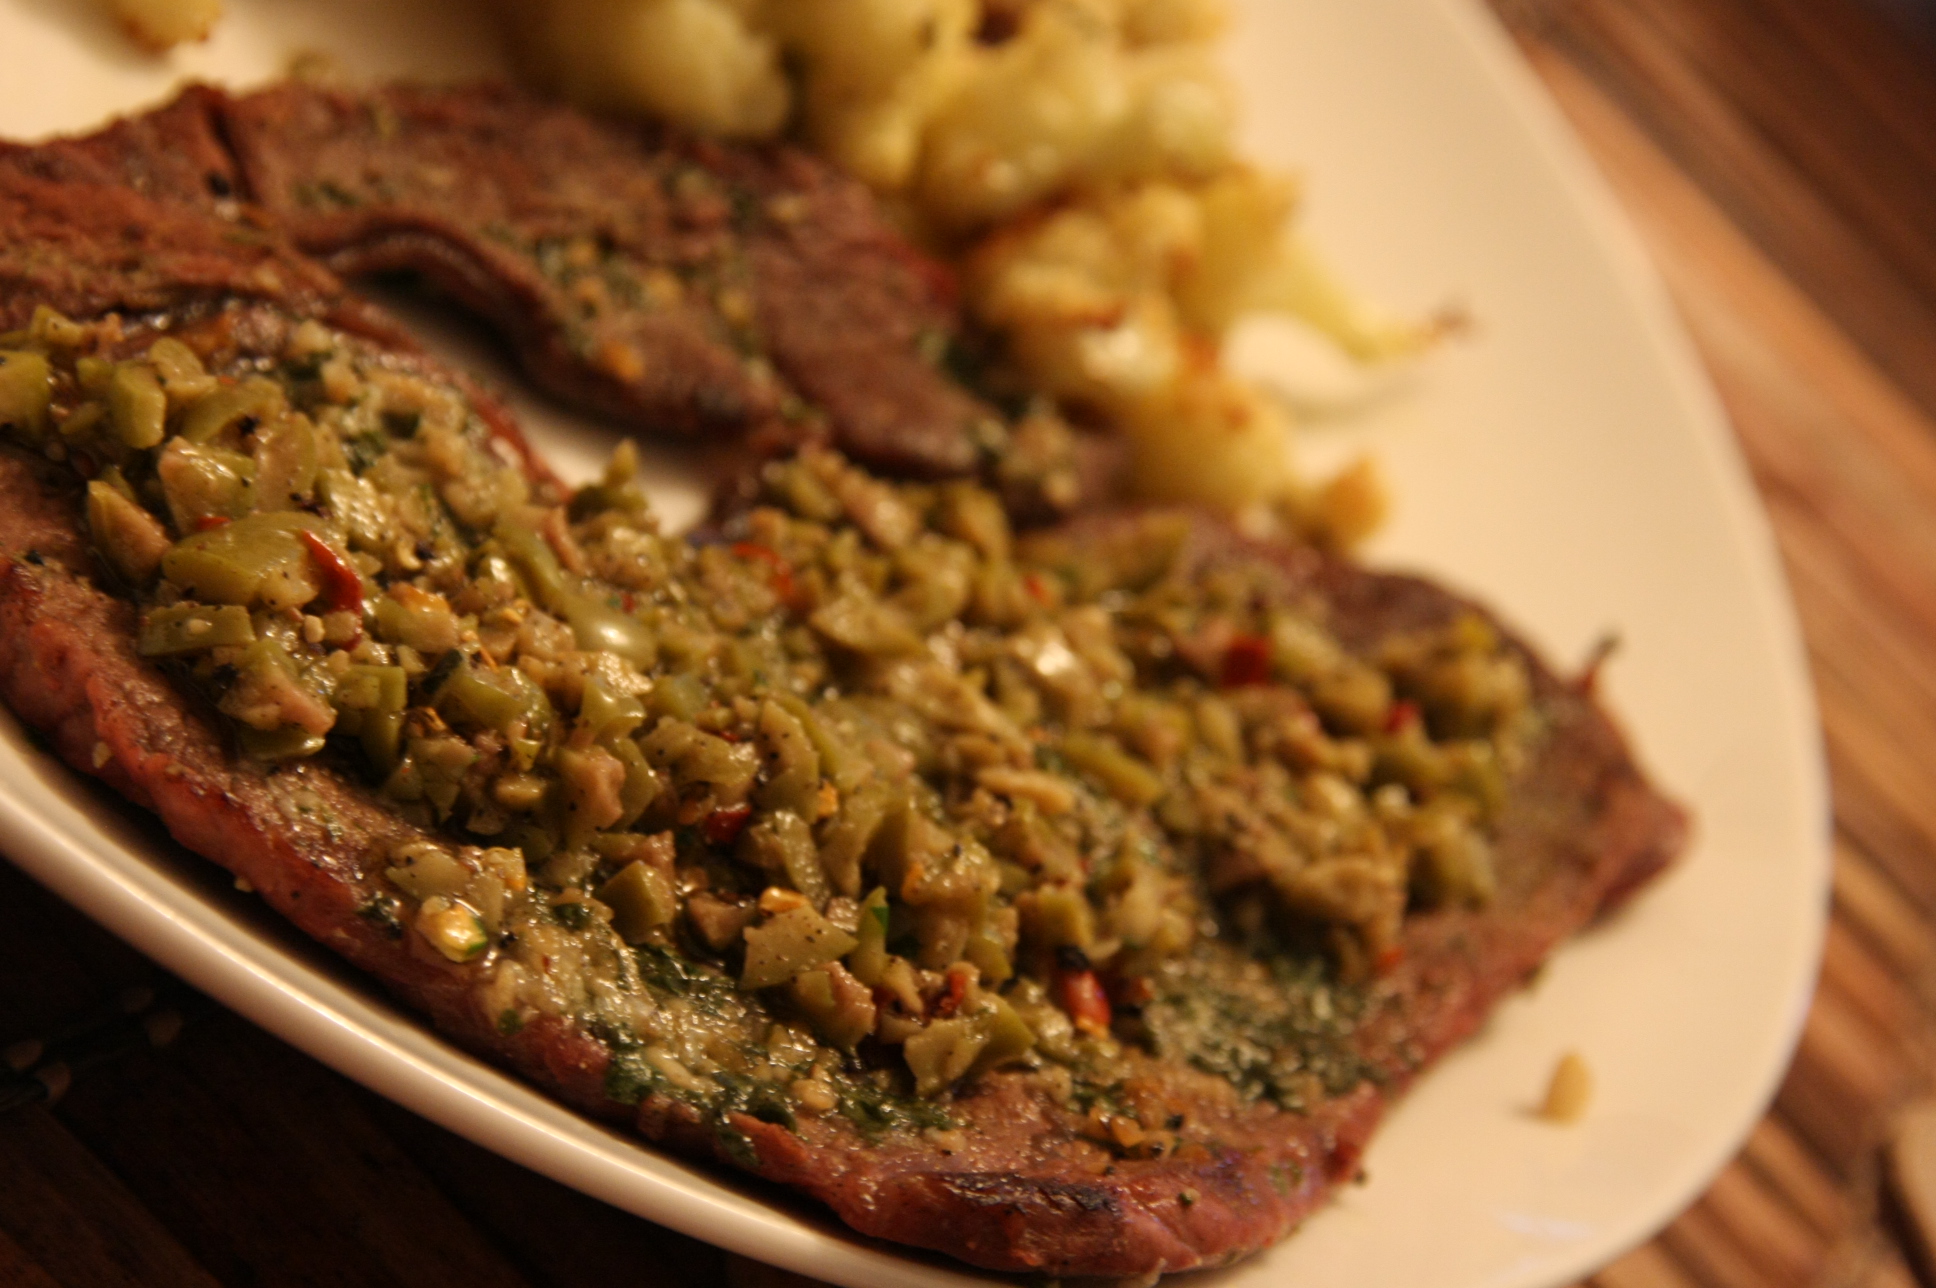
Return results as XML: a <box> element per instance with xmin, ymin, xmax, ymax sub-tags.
<box><xmin>2</xmin><ymin>306</ymin><xmax>1539</xmax><ymax>1126</ymax></box>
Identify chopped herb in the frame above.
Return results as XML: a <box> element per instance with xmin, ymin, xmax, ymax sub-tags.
<box><xmin>357</xmin><ymin>893</ymin><xmax>405</xmax><ymax>940</ymax></box>
<box><xmin>551</xmin><ymin>900</ymin><xmax>594</xmax><ymax>930</ymax></box>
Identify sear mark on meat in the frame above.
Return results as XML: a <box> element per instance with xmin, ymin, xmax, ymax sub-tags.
<box><xmin>216</xmin><ymin>82</ymin><xmax>992</xmax><ymax>478</ymax></box>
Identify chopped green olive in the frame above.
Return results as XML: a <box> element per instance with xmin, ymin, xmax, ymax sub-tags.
<box><xmin>107</xmin><ymin>363</ymin><xmax>167</xmax><ymax>450</ymax></box>
<box><xmin>597</xmin><ymin>860</ymin><xmax>677</xmax><ymax>943</ymax></box>
<box><xmin>434</xmin><ymin>658</ymin><xmax>551</xmax><ymax>749</ymax></box>
<box><xmin>903</xmin><ymin>1015</ymin><xmax>990</xmax><ymax>1097</ymax></box>
<box><xmin>178</xmin><ymin>376</ymin><xmax>286</xmax><ymax>445</ymax></box>
<box><xmin>741</xmin><ymin>905</ymin><xmax>858</xmax><ymax>990</ymax></box>
<box><xmin>234</xmin><ymin>723</ymin><xmax>329</xmax><ymax>761</ymax></box>
<box><xmin>87</xmin><ymin>480</ymin><xmax>172</xmax><ymax>586</ymax></box>
<box><xmin>0</xmin><ymin>350</ymin><xmax>53</xmax><ymax>438</ymax></box>
<box><xmin>251</xmin><ymin>413</ymin><xmax>320</xmax><ymax>510</ymax></box>
<box><xmin>578</xmin><ymin>679</ymin><xmax>646</xmax><ymax>745</ymax></box>
<box><xmin>563</xmin><ymin>594</ymin><xmax>657</xmax><ymax>667</ymax></box>
<box><xmin>11</xmin><ymin>306</ymin><xmax>1546</xmax><ymax>1114</ymax></box>
<box><xmin>847</xmin><ymin>887</ymin><xmax>891</xmax><ymax>986</ymax></box>
<box><xmin>160</xmin><ymin>512</ymin><xmax>333</xmax><ymax>610</ymax></box>
<box><xmin>137</xmin><ymin>603</ymin><xmax>256</xmax><ymax>656</ymax></box>
<box><xmin>158</xmin><ymin>439</ymin><xmax>257</xmax><ymax>529</ymax></box>
<box><xmin>332</xmin><ymin>664</ymin><xmax>409</xmax><ymax>775</ymax></box>
<box><xmin>494</xmin><ymin>523</ymin><xmax>569</xmax><ymax>608</ymax></box>
<box><xmin>1060</xmin><ymin>732</ymin><xmax>1164</xmax><ymax>807</ymax></box>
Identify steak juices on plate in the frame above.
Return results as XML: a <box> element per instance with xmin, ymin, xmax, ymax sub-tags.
<box><xmin>0</xmin><ymin>88</ymin><xmax>1683</xmax><ymax>1279</ymax></box>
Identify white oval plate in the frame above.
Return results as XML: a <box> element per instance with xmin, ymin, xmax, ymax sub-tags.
<box><xmin>0</xmin><ymin>2</ymin><xmax>1828</xmax><ymax>1286</ymax></box>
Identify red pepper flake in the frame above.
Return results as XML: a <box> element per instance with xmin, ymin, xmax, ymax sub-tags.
<box><xmin>891</xmin><ymin>245</ymin><xmax>959</xmax><ymax>311</ymax></box>
<box><xmin>701</xmin><ymin>803</ymin><xmax>752</xmax><ymax>846</ymax></box>
<box><xmin>298</xmin><ymin>529</ymin><xmax>364</xmax><ymax>617</ymax></box>
<box><xmin>1023</xmin><ymin>572</ymin><xmax>1052</xmax><ymax>605</ymax></box>
<box><xmin>933</xmin><ymin>967</ymin><xmax>973</xmax><ymax>1019</ymax></box>
<box><xmin>732</xmin><ymin>541</ymin><xmax>799</xmax><ymax>610</ymax></box>
<box><xmin>1374</xmin><ymin>945</ymin><xmax>1406</xmax><ymax>976</ymax></box>
<box><xmin>195</xmin><ymin>515</ymin><xmax>232</xmax><ymax>532</ymax></box>
<box><xmin>1383</xmin><ymin>699</ymin><xmax>1420</xmax><ymax>734</ymax></box>
<box><xmin>1056</xmin><ymin>967</ymin><xmax>1113</xmax><ymax>1036</ymax></box>
<box><xmin>1219</xmin><ymin>633</ymin><xmax>1272</xmax><ymax>687</ymax></box>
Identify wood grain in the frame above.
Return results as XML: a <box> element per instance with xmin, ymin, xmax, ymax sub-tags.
<box><xmin>3</xmin><ymin>1</ymin><xmax>1935</xmax><ymax>1284</ymax></box>
<box><xmin>1498</xmin><ymin>2</ymin><xmax>1936</xmax><ymax>1284</ymax></box>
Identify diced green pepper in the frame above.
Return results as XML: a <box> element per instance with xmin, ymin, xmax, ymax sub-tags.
<box><xmin>1017</xmin><ymin>884</ymin><xmax>1095</xmax><ymax>951</ymax></box>
<box><xmin>775</xmin><ymin>693</ymin><xmax>869</xmax><ymax>793</ymax></box>
<box><xmin>145</xmin><ymin>337</ymin><xmax>215</xmax><ymax>408</ymax></box>
<box><xmin>384</xmin><ymin>841</ymin><xmax>473</xmax><ymax>900</ymax></box>
<box><xmin>26</xmin><ymin>306</ymin><xmax>86</xmax><ymax>350</ymax></box>
<box><xmin>962</xmin><ymin>928</ymin><xmax>1013</xmax><ymax>985</ymax></box>
<box><xmin>808</xmin><ymin>592</ymin><xmax>923</xmax><ymax>655</ymax></box>
<box><xmin>499</xmin><ymin>521</ymin><xmax>656</xmax><ymax>665</ymax></box>
<box><xmin>316</xmin><ymin>467</ymin><xmax>386</xmax><ymax>551</ymax></box>
<box><xmin>157</xmin><ymin>439</ymin><xmax>257</xmax><ymax>529</ymax></box>
<box><xmin>373</xmin><ymin>589</ymin><xmax>461</xmax><ymax>655</ymax></box>
<box><xmin>638</xmin><ymin>718</ymin><xmax>759</xmax><ymax>802</ymax></box>
<box><xmin>817</xmin><ymin>780</ymin><xmax>890</xmax><ymax>899</ymax></box>
<box><xmin>74</xmin><ymin>356</ymin><xmax>111</xmax><ymax>398</ymax></box>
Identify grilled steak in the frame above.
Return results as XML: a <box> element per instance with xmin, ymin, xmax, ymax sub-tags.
<box><xmin>0</xmin><ymin>92</ymin><xmax>1683</xmax><ymax>1281</ymax></box>
<box><xmin>0</xmin><ymin>137</ymin><xmax>335</xmax><ymax>336</ymax></box>
<box><xmin>7</xmin><ymin>84</ymin><xmax>1117</xmax><ymax>507</ymax></box>
<box><xmin>704</xmin><ymin>513</ymin><xmax>1683</xmax><ymax>1275</ymax></box>
<box><xmin>210</xmin><ymin>81</ymin><xmax>987</xmax><ymax>477</ymax></box>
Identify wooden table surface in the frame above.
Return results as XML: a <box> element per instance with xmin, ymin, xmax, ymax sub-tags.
<box><xmin>5</xmin><ymin>2</ymin><xmax>1936</xmax><ymax>1285</ymax></box>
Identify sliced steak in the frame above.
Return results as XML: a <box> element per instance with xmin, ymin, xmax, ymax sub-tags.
<box><xmin>216</xmin><ymin>82</ymin><xmax>990</xmax><ymax>477</ymax></box>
